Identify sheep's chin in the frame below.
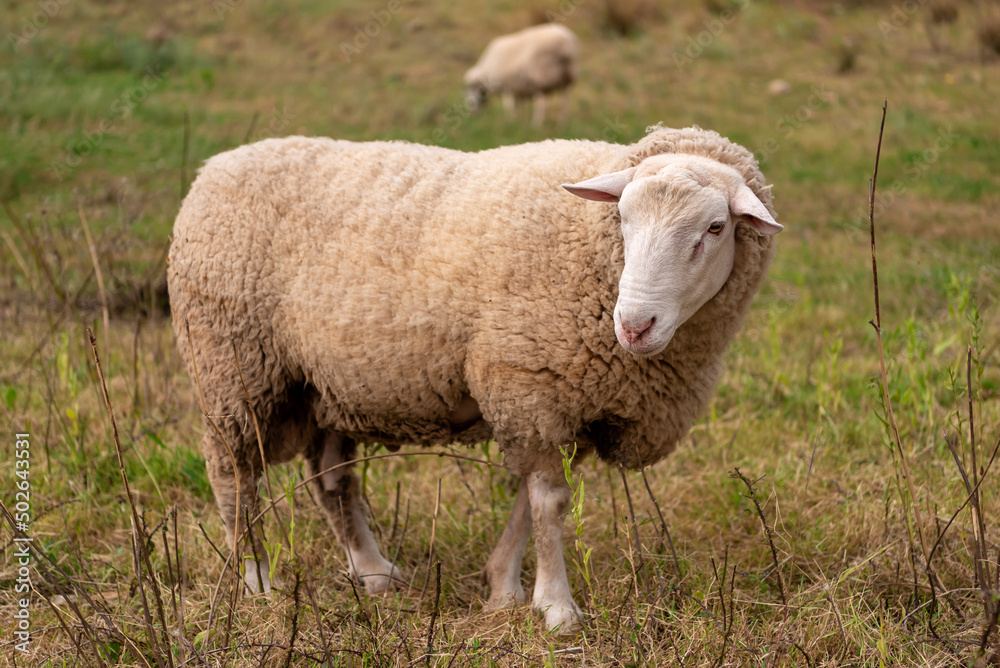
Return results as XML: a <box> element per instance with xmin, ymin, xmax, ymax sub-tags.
<box><xmin>616</xmin><ymin>328</ymin><xmax>675</xmax><ymax>357</ymax></box>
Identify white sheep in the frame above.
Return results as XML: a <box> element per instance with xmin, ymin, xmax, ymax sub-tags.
<box><xmin>167</xmin><ymin>125</ymin><xmax>781</xmax><ymax>633</ymax></box>
<box><xmin>464</xmin><ymin>23</ymin><xmax>579</xmax><ymax>127</ymax></box>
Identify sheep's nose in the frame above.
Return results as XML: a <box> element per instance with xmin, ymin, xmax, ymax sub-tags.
<box><xmin>620</xmin><ymin>318</ymin><xmax>654</xmax><ymax>344</ymax></box>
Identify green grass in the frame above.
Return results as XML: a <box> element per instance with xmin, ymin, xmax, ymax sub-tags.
<box><xmin>2</xmin><ymin>0</ymin><xmax>1000</xmax><ymax>665</ymax></box>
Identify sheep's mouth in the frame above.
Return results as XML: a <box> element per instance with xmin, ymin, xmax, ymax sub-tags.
<box><xmin>615</xmin><ymin>325</ymin><xmax>675</xmax><ymax>357</ymax></box>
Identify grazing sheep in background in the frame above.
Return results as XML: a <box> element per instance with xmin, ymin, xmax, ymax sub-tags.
<box><xmin>168</xmin><ymin>125</ymin><xmax>781</xmax><ymax>633</ymax></box>
<box><xmin>464</xmin><ymin>23</ymin><xmax>579</xmax><ymax>127</ymax></box>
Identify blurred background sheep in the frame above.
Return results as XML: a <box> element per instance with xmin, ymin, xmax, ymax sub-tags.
<box><xmin>463</xmin><ymin>23</ymin><xmax>579</xmax><ymax>127</ymax></box>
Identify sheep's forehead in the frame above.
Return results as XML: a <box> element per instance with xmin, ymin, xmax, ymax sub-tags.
<box><xmin>634</xmin><ymin>154</ymin><xmax>744</xmax><ymax>186</ymax></box>
<box><xmin>621</xmin><ymin>162</ymin><xmax>733</xmax><ymax>228</ymax></box>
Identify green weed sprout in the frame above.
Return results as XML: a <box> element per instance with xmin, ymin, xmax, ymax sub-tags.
<box><xmin>560</xmin><ymin>443</ymin><xmax>594</xmax><ymax>609</ymax></box>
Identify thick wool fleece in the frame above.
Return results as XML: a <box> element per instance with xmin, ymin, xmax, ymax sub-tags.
<box><xmin>168</xmin><ymin>126</ymin><xmax>776</xmax><ymax>476</ymax></box>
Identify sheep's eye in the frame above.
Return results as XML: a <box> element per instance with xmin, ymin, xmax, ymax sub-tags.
<box><xmin>707</xmin><ymin>221</ymin><xmax>725</xmax><ymax>235</ymax></box>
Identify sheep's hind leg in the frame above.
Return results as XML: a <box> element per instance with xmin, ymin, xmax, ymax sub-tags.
<box><xmin>205</xmin><ymin>441</ymin><xmax>272</xmax><ymax>595</ymax></box>
<box><xmin>528</xmin><ymin>469</ymin><xmax>583</xmax><ymax>633</ymax></box>
<box><xmin>306</xmin><ymin>432</ymin><xmax>402</xmax><ymax>594</ymax></box>
<box><xmin>483</xmin><ymin>479</ymin><xmax>530</xmax><ymax>609</ymax></box>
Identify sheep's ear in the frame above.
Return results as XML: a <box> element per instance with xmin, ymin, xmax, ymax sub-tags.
<box><xmin>731</xmin><ymin>184</ymin><xmax>783</xmax><ymax>235</ymax></box>
<box><xmin>562</xmin><ymin>167</ymin><xmax>637</xmax><ymax>202</ymax></box>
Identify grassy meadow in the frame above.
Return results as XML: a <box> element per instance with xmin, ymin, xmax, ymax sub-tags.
<box><xmin>2</xmin><ymin>0</ymin><xmax>1000</xmax><ymax>664</ymax></box>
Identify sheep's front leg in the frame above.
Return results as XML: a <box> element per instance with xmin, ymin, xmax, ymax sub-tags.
<box><xmin>528</xmin><ymin>470</ymin><xmax>583</xmax><ymax>633</ymax></box>
<box><xmin>306</xmin><ymin>433</ymin><xmax>402</xmax><ymax>594</ymax></box>
<box><xmin>502</xmin><ymin>91</ymin><xmax>516</xmax><ymax>117</ymax></box>
<box><xmin>531</xmin><ymin>91</ymin><xmax>547</xmax><ymax>127</ymax></box>
<box><xmin>558</xmin><ymin>88</ymin><xmax>570</xmax><ymax>128</ymax></box>
<box><xmin>484</xmin><ymin>479</ymin><xmax>531</xmax><ymax>609</ymax></box>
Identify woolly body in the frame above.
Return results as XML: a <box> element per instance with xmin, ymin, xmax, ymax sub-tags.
<box><xmin>170</xmin><ymin>128</ymin><xmax>773</xmax><ymax>473</ymax></box>
<box><xmin>168</xmin><ymin>126</ymin><xmax>777</xmax><ymax>630</ymax></box>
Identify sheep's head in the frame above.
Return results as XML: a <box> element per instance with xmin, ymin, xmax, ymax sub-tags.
<box><xmin>563</xmin><ymin>154</ymin><xmax>781</xmax><ymax>357</ymax></box>
<box><xmin>465</xmin><ymin>84</ymin><xmax>488</xmax><ymax>112</ymax></box>
<box><xmin>462</xmin><ymin>69</ymin><xmax>490</xmax><ymax>112</ymax></box>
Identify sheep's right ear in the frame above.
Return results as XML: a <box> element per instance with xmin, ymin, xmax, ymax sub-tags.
<box><xmin>562</xmin><ymin>167</ymin><xmax>637</xmax><ymax>202</ymax></box>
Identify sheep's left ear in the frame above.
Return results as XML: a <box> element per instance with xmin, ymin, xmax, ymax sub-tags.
<box><xmin>731</xmin><ymin>184</ymin><xmax>783</xmax><ymax>235</ymax></box>
<box><xmin>562</xmin><ymin>167</ymin><xmax>637</xmax><ymax>202</ymax></box>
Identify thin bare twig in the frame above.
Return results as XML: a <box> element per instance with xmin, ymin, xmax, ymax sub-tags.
<box><xmin>711</xmin><ymin>550</ymin><xmax>733</xmax><ymax>668</ymax></box>
<box><xmin>79</xmin><ymin>203</ymin><xmax>110</xmax><ymax>362</ymax></box>
<box><xmin>606</xmin><ymin>467</ymin><xmax>619</xmax><ymax>539</ymax></box>
<box><xmin>2</xmin><ymin>200</ymin><xmax>67</xmax><ymax>302</ymax></box>
<box><xmin>0</xmin><ymin>503</ymin><xmax>111</xmax><ymax>668</ymax></box>
<box><xmin>388</xmin><ymin>500</ymin><xmax>411</xmax><ymax>596</ymax></box>
<box><xmin>283</xmin><ymin>573</ymin><xmax>301</xmax><ymax>668</ymax></box>
<box><xmin>180</xmin><ymin>110</ymin><xmax>190</xmax><ymax>201</ymax></box>
<box><xmin>197</xmin><ymin>521</ymin><xmax>228</xmax><ymax>564</ymax></box>
<box><xmin>390</xmin><ymin>480</ymin><xmax>401</xmax><ymax>541</ymax></box>
<box><xmin>611</xmin><ymin>575</ymin><xmax>633</xmax><ymax>656</ymax></box>
<box><xmin>967</xmin><ymin>347</ymin><xmax>990</xmax><ymax>592</ymax></box>
<box><xmin>791</xmin><ymin>642</ymin><xmax>815</xmax><ymax>668</ymax></box>
<box><xmin>619</xmin><ymin>468</ymin><xmax>648</xmax><ymax>591</ymax></box>
<box><xmin>731</xmin><ymin>467</ymin><xmax>786</xmax><ymax>606</ymax></box>
<box><xmin>420</xmin><ymin>479</ymin><xmax>443</xmax><ymax>605</ymax></box>
<box><xmin>804</xmin><ymin>435</ymin><xmax>820</xmax><ymax>494</ymax></box>
<box><xmin>639</xmin><ymin>466</ymin><xmax>682</xmax><ymax>579</ymax></box>
<box><xmin>866</xmin><ymin>99</ymin><xmax>934</xmax><ymax>586</ymax></box>
<box><xmin>243</xmin><ymin>111</ymin><xmax>260</xmax><ymax>144</ymax></box>
<box><xmin>89</xmin><ymin>329</ymin><xmax>173</xmax><ymax>668</ymax></box>
<box><xmin>1</xmin><ymin>228</ymin><xmax>37</xmax><ymax>295</ymax></box>
<box><xmin>426</xmin><ymin>562</ymin><xmax>442</xmax><ymax>667</ymax></box>
<box><xmin>825</xmin><ymin>594</ymin><xmax>849</xmax><ymax>661</ymax></box>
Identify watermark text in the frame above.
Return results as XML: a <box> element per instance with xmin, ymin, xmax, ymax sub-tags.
<box><xmin>13</xmin><ymin>433</ymin><xmax>32</xmax><ymax>653</ymax></box>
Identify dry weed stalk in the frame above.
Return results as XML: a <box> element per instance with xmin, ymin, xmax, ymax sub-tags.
<box><xmin>1</xmin><ymin>227</ymin><xmax>37</xmax><ymax>295</ymax></box>
<box><xmin>2</xmin><ymin>200</ymin><xmax>67</xmax><ymax>303</ymax></box>
<box><xmin>731</xmin><ymin>467</ymin><xmax>786</xmax><ymax>606</ymax></box>
<box><xmin>283</xmin><ymin>572</ymin><xmax>301</xmax><ymax>668</ymax></box>
<box><xmin>710</xmin><ymin>549</ymin><xmax>736</xmax><ymax>668</ymax></box>
<box><xmin>78</xmin><ymin>203</ymin><xmax>110</xmax><ymax>362</ymax></box>
<box><xmin>89</xmin><ymin>329</ymin><xmax>173</xmax><ymax>667</ymax></box>
<box><xmin>180</xmin><ymin>110</ymin><xmax>190</xmax><ymax>202</ymax></box>
<box><xmin>426</xmin><ymin>561</ymin><xmax>442</xmax><ymax>666</ymax></box>
<box><xmin>639</xmin><ymin>465</ymin><xmax>682</xmax><ymax>579</ymax></box>
<box><xmin>419</xmin><ymin>478</ymin><xmax>443</xmax><ymax>604</ymax></box>
<box><xmin>965</xmin><ymin>346</ymin><xmax>991</xmax><ymax>593</ymax></box>
<box><xmin>619</xmin><ymin>468</ymin><xmax>648</xmax><ymax>592</ymax></box>
<box><xmin>864</xmin><ymin>100</ymin><xmax>1000</xmax><ymax>659</ymax></box>
<box><xmin>865</xmin><ymin>100</ymin><xmax>941</xmax><ymax>605</ymax></box>
<box><xmin>0</xmin><ymin>500</ymin><xmax>118</xmax><ymax>668</ymax></box>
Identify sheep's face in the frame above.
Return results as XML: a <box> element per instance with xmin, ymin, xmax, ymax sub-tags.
<box><xmin>563</xmin><ymin>155</ymin><xmax>782</xmax><ymax>357</ymax></box>
<box><xmin>464</xmin><ymin>83</ymin><xmax>488</xmax><ymax>112</ymax></box>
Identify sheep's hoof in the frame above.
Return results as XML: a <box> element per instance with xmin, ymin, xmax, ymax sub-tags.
<box><xmin>355</xmin><ymin>561</ymin><xmax>404</xmax><ymax>595</ymax></box>
<box><xmin>534</xmin><ymin>600</ymin><xmax>583</xmax><ymax>634</ymax></box>
<box><xmin>243</xmin><ymin>558</ymin><xmax>274</xmax><ymax>596</ymax></box>
<box><xmin>485</xmin><ymin>585</ymin><xmax>526</xmax><ymax>611</ymax></box>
